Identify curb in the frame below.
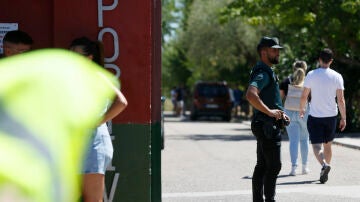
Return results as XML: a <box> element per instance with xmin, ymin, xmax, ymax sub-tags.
<box><xmin>333</xmin><ymin>140</ymin><xmax>360</xmax><ymax>150</ymax></box>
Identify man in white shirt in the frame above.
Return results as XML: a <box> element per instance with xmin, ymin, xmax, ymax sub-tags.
<box><xmin>300</xmin><ymin>48</ymin><xmax>346</xmax><ymax>184</ymax></box>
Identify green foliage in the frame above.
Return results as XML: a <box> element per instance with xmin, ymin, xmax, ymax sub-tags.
<box><xmin>222</xmin><ymin>0</ymin><xmax>360</xmax><ymax>64</ymax></box>
<box><xmin>341</xmin><ymin>0</ymin><xmax>360</xmax><ymax>14</ymax></box>
<box><xmin>162</xmin><ymin>38</ymin><xmax>192</xmax><ymax>96</ymax></box>
<box><xmin>162</xmin><ymin>0</ymin><xmax>193</xmax><ymax>96</ymax></box>
<box><xmin>161</xmin><ymin>0</ymin><xmax>177</xmax><ymax>40</ymax></box>
<box><xmin>180</xmin><ymin>0</ymin><xmax>195</xmax><ymax>31</ymax></box>
<box><xmin>181</xmin><ymin>0</ymin><xmax>260</xmax><ymax>88</ymax></box>
<box><xmin>161</xmin><ymin>0</ymin><xmax>180</xmax><ymax>41</ymax></box>
<box><xmin>162</xmin><ymin>0</ymin><xmax>260</xmax><ymax>96</ymax></box>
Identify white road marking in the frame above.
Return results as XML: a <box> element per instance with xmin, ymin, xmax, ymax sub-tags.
<box><xmin>163</xmin><ymin>185</ymin><xmax>360</xmax><ymax>199</ymax></box>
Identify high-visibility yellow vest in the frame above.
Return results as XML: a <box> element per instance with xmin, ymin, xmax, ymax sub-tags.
<box><xmin>0</xmin><ymin>49</ymin><xmax>118</xmax><ymax>202</ymax></box>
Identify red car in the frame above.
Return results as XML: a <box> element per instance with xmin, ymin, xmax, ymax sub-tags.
<box><xmin>190</xmin><ymin>81</ymin><xmax>233</xmax><ymax>121</ymax></box>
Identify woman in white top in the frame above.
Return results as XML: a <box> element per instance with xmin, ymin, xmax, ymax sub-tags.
<box><xmin>280</xmin><ymin>61</ymin><xmax>310</xmax><ymax>176</ymax></box>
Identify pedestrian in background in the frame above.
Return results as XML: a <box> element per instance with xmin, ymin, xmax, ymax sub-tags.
<box><xmin>300</xmin><ymin>48</ymin><xmax>346</xmax><ymax>184</ymax></box>
<box><xmin>175</xmin><ymin>84</ymin><xmax>184</xmax><ymax>117</ymax></box>
<box><xmin>233</xmin><ymin>84</ymin><xmax>243</xmax><ymax>118</ymax></box>
<box><xmin>170</xmin><ymin>86</ymin><xmax>177</xmax><ymax>114</ymax></box>
<box><xmin>280</xmin><ymin>61</ymin><xmax>310</xmax><ymax>176</ymax></box>
<box><xmin>70</xmin><ymin>37</ymin><xmax>128</xmax><ymax>201</ymax></box>
<box><xmin>246</xmin><ymin>36</ymin><xmax>290</xmax><ymax>202</ymax></box>
<box><xmin>1</xmin><ymin>30</ymin><xmax>33</xmax><ymax>57</ymax></box>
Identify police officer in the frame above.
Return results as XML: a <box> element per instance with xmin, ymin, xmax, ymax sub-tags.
<box><xmin>246</xmin><ymin>36</ymin><xmax>290</xmax><ymax>202</ymax></box>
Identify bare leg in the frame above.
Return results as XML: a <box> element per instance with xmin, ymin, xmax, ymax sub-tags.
<box><xmin>82</xmin><ymin>173</ymin><xmax>105</xmax><ymax>202</ymax></box>
<box><xmin>323</xmin><ymin>141</ymin><xmax>332</xmax><ymax>164</ymax></box>
<box><xmin>312</xmin><ymin>144</ymin><xmax>326</xmax><ymax>166</ymax></box>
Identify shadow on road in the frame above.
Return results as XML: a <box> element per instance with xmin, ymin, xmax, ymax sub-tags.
<box><xmin>277</xmin><ymin>179</ymin><xmax>319</xmax><ymax>185</ymax></box>
<box><xmin>164</xmin><ymin>113</ymin><xmax>250</xmax><ymax>123</ymax></box>
<box><xmin>243</xmin><ymin>175</ymin><xmax>319</xmax><ymax>185</ymax></box>
<box><xmin>167</xmin><ymin>134</ymin><xmax>256</xmax><ymax>141</ymax></box>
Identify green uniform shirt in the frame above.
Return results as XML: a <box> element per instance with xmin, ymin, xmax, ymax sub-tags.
<box><xmin>249</xmin><ymin>61</ymin><xmax>283</xmax><ymax>115</ymax></box>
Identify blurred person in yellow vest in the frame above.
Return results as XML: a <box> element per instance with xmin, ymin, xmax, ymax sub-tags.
<box><xmin>0</xmin><ymin>49</ymin><xmax>122</xmax><ymax>202</ymax></box>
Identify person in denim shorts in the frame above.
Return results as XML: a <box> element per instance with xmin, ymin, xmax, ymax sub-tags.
<box><xmin>300</xmin><ymin>48</ymin><xmax>346</xmax><ymax>184</ymax></box>
<box><xmin>70</xmin><ymin>37</ymin><xmax>128</xmax><ymax>201</ymax></box>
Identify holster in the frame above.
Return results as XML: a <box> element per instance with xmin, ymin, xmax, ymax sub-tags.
<box><xmin>253</xmin><ymin>113</ymin><xmax>282</xmax><ymax>139</ymax></box>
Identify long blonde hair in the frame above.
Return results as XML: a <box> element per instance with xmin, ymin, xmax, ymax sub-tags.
<box><xmin>291</xmin><ymin>68</ymin><xmax>305</xmax><ymax>86</ymax></box>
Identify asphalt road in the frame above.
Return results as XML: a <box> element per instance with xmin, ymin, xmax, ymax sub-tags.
<box><xmin>161</xmin><ymin>113</ymin><xmax>360</xmax><ymax>202</ymax></box>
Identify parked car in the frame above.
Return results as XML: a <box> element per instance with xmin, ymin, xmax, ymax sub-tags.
<box><xmin>190</xmin><ymin>81</ymin><xmax>232</xmax><ymax>121</ymax></box>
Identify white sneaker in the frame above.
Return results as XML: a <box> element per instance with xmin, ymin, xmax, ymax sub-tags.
<box><xmin>289</xmin><ymin>166</ymin><xmax>297</xmax><ymax>176</ymax></box>
<box><xmin>302</xmin><ymin>166</ymin><xmax>310</xmax><ymax>174</ymax></box>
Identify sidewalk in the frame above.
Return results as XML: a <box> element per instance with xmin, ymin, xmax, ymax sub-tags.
<box><xmin>333</xmin><ymin>132</ymin><xmax>360</xmax><ymax>150</ymax></box>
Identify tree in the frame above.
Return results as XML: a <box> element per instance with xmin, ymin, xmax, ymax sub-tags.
<box><xmin>162</xmin><ymin>0</ymin><xmax>180</xmax><ymax>43</ymax></box>
<box><xmin>162</xmin><ymin>39</ymin><xmax>192</xmax><ymax>93</ymax></box>
<box><xmin>181</xmin><ymin>0</ymin><xmax>260</xmax><ymax>88</ymax></box>
<box><xmin>162</xmin><ymin>0</ymin><xmax>194</xmax><ymax>97</ymax></box>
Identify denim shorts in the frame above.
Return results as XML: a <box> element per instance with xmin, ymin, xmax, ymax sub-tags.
<box><xmin>82</xmin><ymin>123</ymin><xmax>113</xmax><ymax>174</ymax></box>
<box><xmin>307</xmin><ymin>115</ymin><xmax>337</xmax><ymax>144</ymax></box>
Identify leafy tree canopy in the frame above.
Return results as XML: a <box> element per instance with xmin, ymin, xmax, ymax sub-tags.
<box><xmin>181</xmin><ymin>0</ymin><xmax>260</xmax><ymax>88</ymax></box>
<box><xmin>221</xmin><ymin>0</ymin><xmax>360</xmax><ymax>68</ymax></box>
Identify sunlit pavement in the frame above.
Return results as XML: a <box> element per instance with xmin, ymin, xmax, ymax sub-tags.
<box><xmin>162</xmin><ymin>112</ymin><xmax>360</xmax><ymax>202</ymax></box>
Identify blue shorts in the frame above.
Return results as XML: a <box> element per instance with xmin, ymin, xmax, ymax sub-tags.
<box><xmin>307</xmin><ymin>115</ymin><xmax>337</xmax><ymax>144</ymax></box>
<box><xmin>82</xmin><ymin>123</ymin><xmax>113</xmax><ymax>174</ymax></box>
